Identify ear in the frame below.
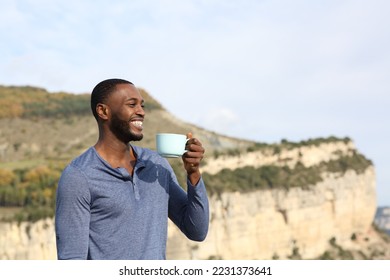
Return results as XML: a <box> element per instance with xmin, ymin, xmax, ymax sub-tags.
<box><xmin>96</xmin><ymin>103</ymin><xmax>110</xmax><ymax>120</ymax></box>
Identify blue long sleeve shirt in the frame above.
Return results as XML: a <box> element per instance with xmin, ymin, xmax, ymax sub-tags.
<box><xmin>55</xmin><ymin>146</ymin><xmax>209</xmax><ymax>260</ymax></box>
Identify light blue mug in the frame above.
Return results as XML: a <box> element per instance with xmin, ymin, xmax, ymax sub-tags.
<box><xmin>156</xmin><ymin>133</ymin><xmax>187</xmax><ymax>158</ymax></box>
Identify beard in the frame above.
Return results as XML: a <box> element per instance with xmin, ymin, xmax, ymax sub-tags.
<box><xmin>110</xmin><ymin>114</ymin><xmax>143</xmax><ymax>143</ymax></box>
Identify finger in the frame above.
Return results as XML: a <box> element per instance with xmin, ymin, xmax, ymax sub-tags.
<box><xmin>184</xmin><ymin>157</ymin><xmax>202</xmax><ymax>167</ymax></box>
<box><xmin>183</xmin><ymin>150</ymin><xmax>204</xmax><ymax>161</ymax></box>
<box><xmin>185</xmin><ymin>132</ymin><xmax>193</xmax><ymax>149</ymax></box>
<box><xmin>186</xmin><ymin>138</ymin><xmax>202</xmax><ymax>150</ymax></box>
<box><xmin>186</xmin><ymin>139</ymin><xmax>197</xmax><ymax>150</ymax></box>
<box><xmin>185</xmin><ymin>145</ymin><xmax>205</xmax><ymax>155</ymax></box>
<box><xmin>185</xmin><ymin>142</ymin><xmax>204</xmax><ymax>154</ymax></box>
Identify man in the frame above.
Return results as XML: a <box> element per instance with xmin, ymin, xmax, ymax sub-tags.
<box><xmin>55</xmin><ymin>78</ymin><xmax>209</xmax><ymax>260</ymax></box>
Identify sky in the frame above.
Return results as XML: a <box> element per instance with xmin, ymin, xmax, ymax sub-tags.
<box><xmin>1</xmin><ymin>0</ymin><xmax>389</xmax><ymax>206</ymax></box>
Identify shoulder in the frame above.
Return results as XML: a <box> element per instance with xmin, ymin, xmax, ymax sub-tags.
<box><xmin>58</xmin><ymin>148</ymin><xmax>96</xmax><ymax>191</ymax></box>
<box><xmin>70</xmin><ymin>147</ymin><xmax>98</xmax><ymax>170</ymax></box>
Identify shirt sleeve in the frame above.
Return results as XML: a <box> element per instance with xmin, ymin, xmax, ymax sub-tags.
<box><xmin>167</xmin><ymin>169</ymin><xmax>210</xmax><ymax>242</ymax></box>
<box><xmin>55</xmin><ymin>164</ymin><xmax>91</xmax><ymax>259</ymax></box>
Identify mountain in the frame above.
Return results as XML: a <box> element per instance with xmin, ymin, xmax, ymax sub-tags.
<box><xmin>0</xmin><ymin>85</ymin><xmax>389</xmax><ymax>260</ymax></box>
<box><xmin>375</xmin><ymin>207</ymin><xmax>390</xmax><ymax>235</ymax></box>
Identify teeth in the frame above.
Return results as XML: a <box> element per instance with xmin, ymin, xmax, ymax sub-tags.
<box><xmin>132</xmin><ymin>121</ymin><xmax>143</xmax><ymax>127</ymax></box>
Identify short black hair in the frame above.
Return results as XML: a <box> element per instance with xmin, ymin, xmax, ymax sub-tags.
<box><xmin>90</xmin><ymin>78</ymin><xmax>133</xmax><ymax>121</ymax></box>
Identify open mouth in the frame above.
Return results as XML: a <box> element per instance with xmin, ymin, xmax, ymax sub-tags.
<box><xmin>130</xmin><ymin>120</ymin><xmax>143</xmax><ymax>130</ymax></box>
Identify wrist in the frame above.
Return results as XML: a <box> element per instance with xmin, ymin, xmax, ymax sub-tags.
<box><xmin>188</xmin><ymin>171</ymin><xmax>201</xmax><ymax>186</ymax></box>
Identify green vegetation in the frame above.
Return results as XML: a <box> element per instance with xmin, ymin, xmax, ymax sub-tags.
<box><xmin>202</xmin><ymin>152</ymin><xmax>372</xmax><ymax>195</ymax></box>
<box><xmin>0</xmin><ymin>86</ymin><xmax>90</xmax><ymax>118</ymax></box>
<box><xmin>280</xmin><ymin>136</ymin><xmax>351</xmax><ymax>149</ymax></box>
<box><xmin>318</xmin><ymin>237</ymin><xmax>355</xmax><ymax>260</ymax></box>
<box><xmin>245</xmin><ymin>136</ymin><xmax>352</xmax><ymax>154</ymax></box>
<box><xmin>0</xmin><ymin>85</ymin><xmax>163</xmax><ymax>119</ymax></box>
<box><xmin>0</xmin><ymin>163</ymin><xmax>64</xmax><ymax>222</ymax></box>
<box><xmin>211</xmin><ymin>136</ymin><xmax>353</xmax><ymax>158</ymax></box>
<box><xmin>326</xmin><ymin>151</ymin><xmax>372</xmax><ymax>174</ymax></box>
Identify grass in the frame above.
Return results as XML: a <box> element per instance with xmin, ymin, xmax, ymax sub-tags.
<box><xmin>0</xmin><ymin>159</ymin><xmax>47</xmax><ymax>170</ymax></box>
<box><xmin>0</xmin><ymin>207</ymin><xmax>23</xmax><ymax>221</ymax></box>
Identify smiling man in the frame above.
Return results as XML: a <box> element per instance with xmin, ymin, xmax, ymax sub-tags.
<box><xmin>55</xmin><ymin>78</ymin><xmax>209</xmax><ymax>260</ymax></box>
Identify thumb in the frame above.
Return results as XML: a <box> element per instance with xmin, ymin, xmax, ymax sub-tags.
<box><xmin>186</xmin><ymin>132</ymin><xmax>193</xmax><ymax>139</ymax></box>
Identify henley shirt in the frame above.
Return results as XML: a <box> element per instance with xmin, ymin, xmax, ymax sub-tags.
<box><xmin>55</xmin><ymin>146</ymin><xmax>209</xmax><ymax>260</ymax></box>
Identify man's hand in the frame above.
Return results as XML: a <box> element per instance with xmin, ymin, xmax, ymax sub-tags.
<box><xmin>182</xmin><ymin>132</ymin><xmax>205</xmax><ymax>186</ymax></box>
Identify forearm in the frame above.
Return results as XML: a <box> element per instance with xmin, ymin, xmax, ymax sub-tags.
<box><xmin>181</xmin><ymin>177</ymin><xmax>209</xmax><ymax>241</ymax></box>
<box><xmin>55</xmin><ymin>220</ymin><xmax>89</xmax><ymax>259</ymax></box>
<box><xmin>55</xmin><ymin>198</ymin><xmax>90</xmax><ymax>259</ymax></box>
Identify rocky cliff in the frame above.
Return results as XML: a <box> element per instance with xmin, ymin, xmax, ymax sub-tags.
<box><xmin>166</xmin><ymin>139</ymin><xmax>383</xmax><ymax>259</ymax></box>
<box><xmin>0</xmin><ymin>218</ymin><xmax>56</xmax><ymax>259</ymax></box>
<box><xmin>1</xmin><ymin>139</ymin><xmax>388</xmax><ymax>260</ymax></box>
<box><xmin>167</xmin><ymin>167</ymin><xmax>377</xmax><ymax>259</ymax></box>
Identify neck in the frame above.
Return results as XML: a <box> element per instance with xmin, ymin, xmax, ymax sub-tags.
<box><xmin>94</xmin><ymin>130</ymin><xmax>136</xmax><ymax>169</ymax></box>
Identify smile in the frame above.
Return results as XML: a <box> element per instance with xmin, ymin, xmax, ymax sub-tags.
<box><xmin>131</xmin><ymin>120</ymin><xmax>143</xmax><ymax>129</ymax></box>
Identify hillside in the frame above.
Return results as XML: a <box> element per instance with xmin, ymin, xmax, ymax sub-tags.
<box><xmin>0</xmin><ymin>85</ymin><xmax>389</xmax><ymax>260</ymax></box>
<box><xmin>0</xmin><ymin>85</ymin><xmax>252</xmax><ymax>163</ymax></box>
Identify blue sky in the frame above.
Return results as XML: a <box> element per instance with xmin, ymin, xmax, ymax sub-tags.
<box><xmin>1</xmin><ymin>0</ymin><xmax>389</xmax><ymax>206</ymax></box>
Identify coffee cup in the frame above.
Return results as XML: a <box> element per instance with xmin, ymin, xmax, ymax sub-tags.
<box><xmin>156</xmin><ymin>133</ymin><xmax>187</xmax><ymax>158</ymax></box>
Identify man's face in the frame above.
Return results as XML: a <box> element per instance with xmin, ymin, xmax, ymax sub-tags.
<box><xmin>107</xmin><ymin>83</ymin><xmax>145</xmax><ymax>143</ymax></box>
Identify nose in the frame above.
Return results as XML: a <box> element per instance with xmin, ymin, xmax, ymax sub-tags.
<box><xmin>136</xmin><ymin>104</ymin><xmax>145</xmax><ymax>116</ymax></box>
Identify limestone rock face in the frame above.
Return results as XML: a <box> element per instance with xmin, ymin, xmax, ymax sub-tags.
<box><xmin>0</xmin><ymin>218</ymin><xmax>56</xmax><ymax>260</ymax></box>
<box><xmin>201</xmin><ymin>140</ymin><xmax>356</xmax><ymax>175</ymax></box>
<box><xmin>167</xmin><ymin>139</ymin><xmax>378</xmax><ymax>259</ymax></box>
<box><xmin>166</xmin><ymin>167</ymin><xmax>377</xmax><ymax>259</ymax></box>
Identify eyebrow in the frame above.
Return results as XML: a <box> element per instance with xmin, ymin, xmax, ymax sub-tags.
<box><xmin>125</xmin><ymin>98</ymin><xmax>145</xmax><ymax>103</ymax></box>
